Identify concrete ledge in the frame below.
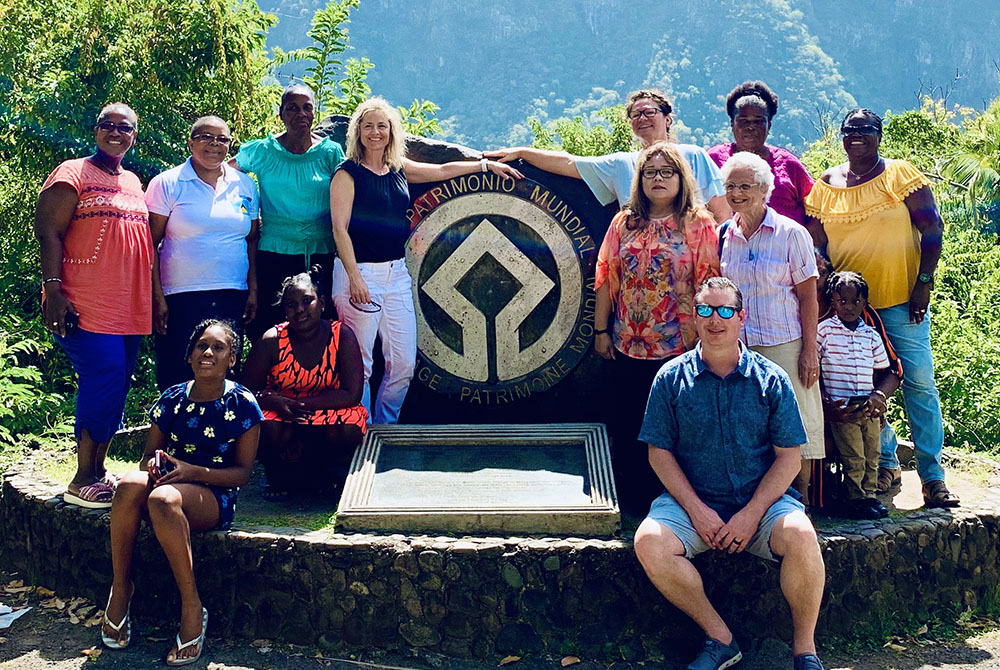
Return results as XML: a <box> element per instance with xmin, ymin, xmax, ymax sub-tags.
<box><xmin>2</xmin><ymin>461</ymin><xmax>999</xmax><ymax>662</ymax></box>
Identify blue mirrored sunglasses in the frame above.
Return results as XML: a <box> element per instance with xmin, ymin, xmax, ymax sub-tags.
<box><xmin>695</xmin><ymin>304</ymin><xmax>737</xmax><ymax>319</ymax></box>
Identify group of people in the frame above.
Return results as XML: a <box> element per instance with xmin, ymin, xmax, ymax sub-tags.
<box><xmin>32</xmin><ymin>77</ymin><xmax>956</xmax><ymax>668</ymax></box>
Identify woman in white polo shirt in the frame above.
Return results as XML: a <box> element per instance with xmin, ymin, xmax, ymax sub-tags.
<box><xmin>145</xmin><ymin>116</ymin><xmax>260</xmax><ymax>390</ymax></box>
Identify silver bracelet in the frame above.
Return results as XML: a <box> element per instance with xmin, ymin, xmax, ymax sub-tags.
<box><xmin>871</xmin><ymin>389</ymin><xmax>887</xmax><ymax>401</ymax></box>
<box><xmin>43</xmin><ymin>277</ymin><xmax>62</xmax><ymax>284</ymax></box>
<box><xmin>480</xmin><ymin>158</ymin><xmax>489</xmax><ymax>173</ymax></box>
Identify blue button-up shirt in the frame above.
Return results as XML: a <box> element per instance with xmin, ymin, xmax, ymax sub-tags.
<box><xmin>638</xmin><ymin>343</ymin><xmax>806</xmax><ymax>509</ymax></box>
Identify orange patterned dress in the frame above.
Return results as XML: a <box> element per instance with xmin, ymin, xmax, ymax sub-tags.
<box><xmin>262</xmin><ymin>320</ymin><xmax>369</xmax><ymax>430</ymax></box>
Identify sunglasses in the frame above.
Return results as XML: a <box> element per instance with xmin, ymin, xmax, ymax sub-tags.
<box><xmin>349</xmin><ymin>298</ymin><xmax>382</xmax><ymax>313</ymax></box>
<box><xmin>695</xmin><ymin>304</ymin><xmax>738</xmax><ymax>319</ymax></box>
<box><xmin>96</xmin><ymin>122</ymin><xmax>136</xmax><ymax>134</ymax></box>
<box><xmin>839</xmin><ymin>125</ymin><xmax>880</xmax><ymax>137</ymax></box>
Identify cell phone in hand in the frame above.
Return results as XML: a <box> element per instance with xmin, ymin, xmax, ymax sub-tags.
<box><xmin>64</xmin><ymin>311</ymin><xmax>79</xmax><ymax>335</ymax></box>
<box><xmin>154</xmin><ymin>450</ymin><xmax>175</xmax><ymax>476</ymax></box>
<box><xmin>842</xmin><ymin>395</ymin><xmax>869</xmax><ymax>412</ymax></box>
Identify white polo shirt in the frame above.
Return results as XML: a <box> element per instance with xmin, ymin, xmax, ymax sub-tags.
<box><xmin>145</xmin><ymin>159</ymin><xmax>260</xmax><ymax>295</ymax></box>
<box><xmin>817</xmin><ymin>315</ymin><xmax>890</xmax><ymax>400</ymax></box>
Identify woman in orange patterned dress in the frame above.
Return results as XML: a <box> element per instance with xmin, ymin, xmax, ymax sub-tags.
<box><xmin>242</xmin><ymin>270</ymin><xmax>367</xmax><ymax>500</ymax></box>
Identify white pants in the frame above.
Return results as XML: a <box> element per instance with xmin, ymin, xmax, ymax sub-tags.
<box><xmin>332</xmin><ymin>258</ymin><xmax>417</xmax><ymax>424</ymax></box>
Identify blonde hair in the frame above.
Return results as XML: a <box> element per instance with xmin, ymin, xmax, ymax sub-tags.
<box><xmin>345</xmin><ymin>97</ymin><xmax>405</xmax><ymax>171</ymax></box>
<box><xmin>625</xmin><ymin>141</ymin><xmax>705</xmax><ymax>230</ymax></box>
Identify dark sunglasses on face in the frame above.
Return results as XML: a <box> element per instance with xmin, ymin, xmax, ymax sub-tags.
<box><xmin>628</xmin><ymin>108</ymin><xmax>662</xmax><ymax>120</ymax></box>
<box><xmin>641</xmin><ymin>167</ymin><xmax>677</xmax><ymax>179</ymax></box>
<box><xmin>96</xmin><ymin>122</ymin><xmax>136</xmax><ymax>134</ymax></box>
<box><xmin>695</xmin><ymin>304</ymin><xmax>738</xmax><ymax>319</ymax></box>
<box><xmin>840</xmin><ymin>124</ymin><xmax>880</xmax><ymax>137</ymax></box>
<box><xmin>191</xmin><ymin>133</ymin><xmax>232</xmax><ymax>145</ymax></box>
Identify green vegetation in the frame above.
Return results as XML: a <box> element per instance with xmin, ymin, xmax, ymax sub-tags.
<box><xmin>0</xmin><ymin>0</ymin><xmax>998</xmax><ymax>474</ymax></box>
<box><xmin>800</xmin><ymin>99</ymin><xmax>1000</xmax><ymax>453</ymax></box>
<box><xmin>0</xmin><ymin>0</ymin><xmax>439</xmax><ymax>473</ymax></box>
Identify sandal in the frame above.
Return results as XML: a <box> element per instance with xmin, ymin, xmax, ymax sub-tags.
<box><xmin>101</xmin><ymin>471</ymin><xmax>122</xmax><ymax>489</ymax></box>
<box><xmin>100</xmin><ymin>584</ymin><xmax>133</xmax><ymax>649</ymax></box>
<box><xmin>922</xmin><ymin>480</ymin><xmax>960</xmax><ymax>508</ymax></box>
<box><xmin>166</xmin><ymin>607</ymin><xmax>208</xmax><ymax>666</ymax></box>
<box><xmin>876</xmin><ymin>466</ymin><xmax>902</xmax><ymax>494</ymax></box>
<box><xmin>64</xmin><ymin>482</ymin><xmax>114</xmax><ymax>509</ymax></box>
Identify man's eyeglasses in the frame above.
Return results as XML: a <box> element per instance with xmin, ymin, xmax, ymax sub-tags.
<box><xmin>96</xmin><ymin>122</ymin><xmax>136</xmax><ymax>134</ymax></box>
<box><xmin>724</xmin><ymin>182</ymin><xmax>757</xmax><ymax>194</ymax></box>
<box><xmin>191</xmin><ymin>133</ymin><xmax>232</xmax><ymax>145</ymax></box>
<box><xmin>695</xmin><ymin>304</ymin><xmax>738</xmax><ymax>319</ymax></box>
<box><xmin>628</xmin><ymin>108</ymin><xmax>662</xmax><ymax>120</ymax></box>
<box><xmin>641</xmin><ymin>167</ymin><xmax>677</xmax><ymax>180</ymax></box>
<box><xmin>839</xmin><ymin>124</ymin><xmax>880</xmax><ymax>137</ymax></box>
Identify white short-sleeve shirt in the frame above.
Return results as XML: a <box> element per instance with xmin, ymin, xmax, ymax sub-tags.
<box><xmin>145</xmin><ymin>159</ymin><xmax>260</xmax><ymax>296</ymax></box>
<box><xmin>575</xmin><ymin>145</ymin><xmax>725</xmax><ymax>208</ymax></box>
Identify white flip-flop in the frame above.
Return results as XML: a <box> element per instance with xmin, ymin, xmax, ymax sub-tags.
<box><xmin>166</xmin><ymin>607</ymin><xmax>208</xmax><ymax>666</ymax></box>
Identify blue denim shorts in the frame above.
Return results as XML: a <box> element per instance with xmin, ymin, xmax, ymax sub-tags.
<box><xmin>646</xmin><ymin>491</ymin><xmax>805</xmax><ymax>561</ymax></box>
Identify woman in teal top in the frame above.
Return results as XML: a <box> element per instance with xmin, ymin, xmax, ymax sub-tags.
<box><xmin>233</xmin><ymin>84</ymin><xmax>345</xmax><ymax>340</ymax></box>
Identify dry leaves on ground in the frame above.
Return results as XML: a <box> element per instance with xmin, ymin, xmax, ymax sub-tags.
<box><xmin>499</xmin><ymin>655</ymin><xmax>521</xmax><ymax>665</ymax></box>
<box><xmin>561</xmin><ymin>656</ymin><xmax>581</xmax><ymax>666</ymax></box>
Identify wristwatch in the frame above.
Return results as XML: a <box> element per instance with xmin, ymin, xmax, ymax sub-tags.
<box><xmin>917</xmin><ymin>272</ymin><xmax>934</xmax><ymax>284</ymax></box>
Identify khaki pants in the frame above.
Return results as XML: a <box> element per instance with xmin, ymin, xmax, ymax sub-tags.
<box><xmin>830</xmin><ymin>416</ymin><xmax>881</xmax><ymax>500</ymax></box>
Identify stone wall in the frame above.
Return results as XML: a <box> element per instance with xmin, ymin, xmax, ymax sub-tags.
<box><xmin>2</xmin><ymin>466</ymin><xmax>998</xmax><ymax>662</ymax></box>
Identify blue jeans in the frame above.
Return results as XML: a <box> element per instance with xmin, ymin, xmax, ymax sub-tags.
<box><xmin>875</xmin><ymin>303</ymin><xmax>945</xmax><ymax>483</ymax></box>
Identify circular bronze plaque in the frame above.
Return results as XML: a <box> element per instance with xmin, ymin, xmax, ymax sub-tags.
<box><xmin>406</xmin><ymin>175</ymin><xmax>597</xmax><ymax>405</ymax></box>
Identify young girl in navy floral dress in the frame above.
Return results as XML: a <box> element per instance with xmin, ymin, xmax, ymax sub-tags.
<box><xmin>101</xmin><ymin>319</ymin><xmax>262</xmax><ymax>666</ymax></box>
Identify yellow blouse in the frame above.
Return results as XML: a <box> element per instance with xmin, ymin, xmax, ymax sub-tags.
<box><xmin>804</xmin><ymin>159</ymin><xmax>929</xmax><ymax>309</ymax></box>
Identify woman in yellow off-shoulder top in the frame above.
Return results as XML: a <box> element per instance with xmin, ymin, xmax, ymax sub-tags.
<box><xmin>804</xmin><ymin>108</ymin><xmax>958</xmax><ymax>509</ymax></box>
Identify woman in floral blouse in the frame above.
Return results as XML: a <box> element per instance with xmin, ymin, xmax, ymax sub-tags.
<box><xmin>101</xmin><ymin>319</ymin><xmax>262</xmax><ymax>666</ymax></box>
<box><xmin>594</xmin><ymin>140</ymin><xmax>720</xmax><ymax>513</ymax></box>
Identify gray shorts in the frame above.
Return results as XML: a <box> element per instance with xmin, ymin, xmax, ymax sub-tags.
<box><xmin>646</xmin><ymin>491</ymin><xmax>805</xmax><ymax>561</ymax></box>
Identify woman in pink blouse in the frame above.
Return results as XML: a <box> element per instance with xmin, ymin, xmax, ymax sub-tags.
<box><xmin>593</xmin><ymin>140</ymin><xmax>720</xmax><ymax>514</ymax></box>
<box><xmin>708</xmin><ymin>81</ymin><xmax>814</xmax><ymax>225</ymax></box>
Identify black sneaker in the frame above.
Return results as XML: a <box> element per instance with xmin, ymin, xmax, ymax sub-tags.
<box><xmin>686</xmin><ymin>637</ymin><xmax>742</xmax><ymax>670</ymax></box>
<box><xmin>793</xmin><ymin>653</ymin><xmax>825</xmax><ymax>670</ymax></box>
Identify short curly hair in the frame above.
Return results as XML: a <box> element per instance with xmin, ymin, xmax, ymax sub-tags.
<box><xmin>840</xmin><ymin>108</ymin><xmax>883</xmax><ymax>135</ymax></box>
<box><xmin>725</xmin><ymin>81</ymin><xmax>779</xmax><ymax>121</ymax></box>
<box><xmin>828</xmin><ymin>271</ymin><xmax>869</xmax><ymax>301</ymax></box>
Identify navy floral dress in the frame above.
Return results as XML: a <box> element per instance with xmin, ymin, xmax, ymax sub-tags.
<box><xmin>149</xmin><ymin>380</ymin><xmax>263</xmax><ymax>529</ymax></box>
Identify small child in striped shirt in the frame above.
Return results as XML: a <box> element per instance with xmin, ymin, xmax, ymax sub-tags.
<box><xmin>817</xmin><ymin>271</ymin><xmax>890</xmax><ymax>519</ymax></box>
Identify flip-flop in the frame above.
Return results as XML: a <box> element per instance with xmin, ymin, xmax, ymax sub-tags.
<box><xmin>166</xmin><ymin>607</ymin><xmax>208</xmax><ymax>666</ymax></box>
<box><xmin>100</xmin><ymin>584</ymin><xmax>133</xmax><ymax>649</ymax></box>
<box><xmin>64</xmin><ymin>482</ymin><xmax>114</xmax><ymax>509</ymax></box>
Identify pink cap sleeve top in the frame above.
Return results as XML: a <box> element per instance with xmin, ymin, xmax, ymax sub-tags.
<box><xmin>41</xmin><ymin>158</ymin><xmax>153</xmax><ymax>334</ymax></box>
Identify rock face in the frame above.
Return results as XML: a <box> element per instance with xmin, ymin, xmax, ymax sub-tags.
<box><xmin>3</xmin><ymin>465</ymin><xmax>999</xmax><ymax>660</ymax></box>
<box><xmin>315</xmin><ymin>116</ymin><xmax>618</xmax><ymax>426</ymax></box>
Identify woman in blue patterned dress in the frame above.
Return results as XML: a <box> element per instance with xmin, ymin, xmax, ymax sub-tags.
<box><xmin>100</xmin><ymin>319</ymin><xmax>262</xmax><ymax>666</ymax></box>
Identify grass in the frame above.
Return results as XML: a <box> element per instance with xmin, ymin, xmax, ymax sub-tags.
<box><xmin>236</xmin><ymin>511</ymin><xmax>337</xmax><ymax>533</ymax></box>
<box><xmin>37</xmin><ymin>449</ymin><xmax>137</xmax><ymax>485</ymax></box>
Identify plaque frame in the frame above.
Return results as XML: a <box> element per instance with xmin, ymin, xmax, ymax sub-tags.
<box><xmin>336</xmin><ymin>424</ymin><xmax>619</xmax><ymax>537</ymax></box>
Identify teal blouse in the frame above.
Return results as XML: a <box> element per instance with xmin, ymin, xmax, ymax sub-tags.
<box><xmin>234</xmin><ymin>135</ymin><xmax>345</xmax><ymax>257</ymax></box>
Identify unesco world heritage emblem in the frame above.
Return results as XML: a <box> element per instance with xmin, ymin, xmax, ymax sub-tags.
<box><xmin>406</xmin><ymin>175</ymin><xmax>597</xmax><ymax>405</ymax></box>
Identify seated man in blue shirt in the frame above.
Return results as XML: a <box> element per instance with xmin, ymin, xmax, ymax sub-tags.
<box><xmin>634</xmin><ymin>277</ymin><xmax>825</xmax><ymax>670</ymax></box>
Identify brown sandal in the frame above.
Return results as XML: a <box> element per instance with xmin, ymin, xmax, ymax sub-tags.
<box><xmin>876</xmin><ymin>467</ymin><xmax>902</xmax><ymax>493</ymax></box>
<box><xmin>922</xmin><ymin>480</ymin><xmax>960</xmax><ymax>508</ymax></box>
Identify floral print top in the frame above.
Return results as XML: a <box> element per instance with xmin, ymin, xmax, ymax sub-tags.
<box><xmin>148</xmin><ymin>380</ymin><xmax>263</xmax><ymax>529</ymax></box>
<box><xmin>595</xmin><ymin>209</ymin><xmax>720</xmax><ymax>360</ymax></box>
